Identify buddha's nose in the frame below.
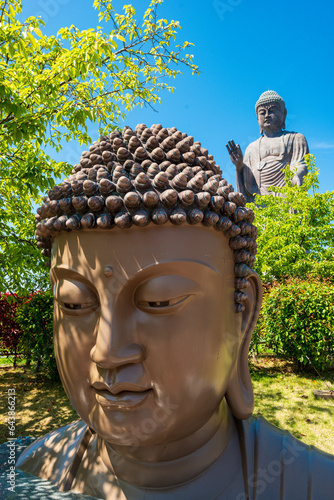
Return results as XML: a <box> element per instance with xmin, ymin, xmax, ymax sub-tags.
<box><xmin>90</xmin><ymin>310</ymin><xmax>145</xmax><ymax>369</ymax></box>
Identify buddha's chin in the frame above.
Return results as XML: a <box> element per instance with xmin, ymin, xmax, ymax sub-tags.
<box><xmin>84</xmin><ymin>396</ymin><xmax>166</xmax><ymax>446</ymax></box>
<box><xmin>263</xmin><ymin>124</ymin><xmax>281</xmax><ymax>134</ymax></box>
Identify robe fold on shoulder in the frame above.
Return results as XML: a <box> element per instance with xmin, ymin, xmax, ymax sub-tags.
<box><xmin>238</xmin><ymin>416</ymin><xmax>334</xmax><ymax>500</ymax></box>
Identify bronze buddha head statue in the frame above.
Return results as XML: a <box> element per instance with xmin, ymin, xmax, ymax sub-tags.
<box><xmin>33</xmin><ymin>123</ymin><xmax>262</xmax><ymax>489</ymax></box>
<box><xmin>17</xmin><ymin>124</ymin><xmax>333</xmax><ymax>500</ymax></box>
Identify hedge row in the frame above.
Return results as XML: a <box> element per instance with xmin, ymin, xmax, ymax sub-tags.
<box><xmin>252</xmin><ymin>277</ymin><xmax>334</xmax><ymax>371</ymax></box>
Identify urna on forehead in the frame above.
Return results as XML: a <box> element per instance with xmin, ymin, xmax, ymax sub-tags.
<box><xmin>35</xmin><ymin>123</ymin><xmax>258</xmax><ymax>312</ymax></box>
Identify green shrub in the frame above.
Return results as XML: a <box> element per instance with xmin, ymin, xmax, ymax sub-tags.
<box><xmin>252</xmin><ymin>278</ymin><xmax>334</xmax><ymax>371</ymax></box>
<box><xmin>15</xmin><ymin>289</ymin><xmax>59</xmax><ymax>381</ymax></box>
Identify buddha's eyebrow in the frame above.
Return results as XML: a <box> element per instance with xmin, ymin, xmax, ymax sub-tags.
<box><xmin>51</xmin><ymin>266</ymin><xmax>94</xmax><ymax>288</ymax></box>
<box><xmin>52</xmin><ymin>265</ymin><xmax>83</xmax><ymax>277</ymax></box>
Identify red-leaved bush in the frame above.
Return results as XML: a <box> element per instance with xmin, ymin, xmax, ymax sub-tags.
<box><xmin>0</xmin><ymin>293</ymin><xmax>22</xmax><ymax>367</ymax></box>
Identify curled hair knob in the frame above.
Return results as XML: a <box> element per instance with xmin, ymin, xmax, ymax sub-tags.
<box><xmin>169</xmin><ymin>208</ymin><xmax>187</xmax><ymax>225</ymax></box>
<box><xmin>132</xmin><ymin>209</ymin><xmax>151</xmax><ymax>227</ymax></box>
<box><xmin>152</xmin><ymin>208</ymin><xmax>168</xmax><ymax>225</ymax></box>
<box><xmin>114</xmin><ymin>212</ymin><xmax>132</xmax><ymax>229</ymax></box>
<box><xmin>187</xmin><ymin>208</ymin><xmax>204</xmax><ymax>225</ymax></box>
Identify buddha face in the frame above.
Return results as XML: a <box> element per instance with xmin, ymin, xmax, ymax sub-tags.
<box><xmin>51</xmin><ymin>224</ymin><xmax>242</xmax><ymax>448</ymax></box>
<box><xmin>257</xmin><ymin>102</ymin><xmax>286</xmax><ymax>133</ymax></box>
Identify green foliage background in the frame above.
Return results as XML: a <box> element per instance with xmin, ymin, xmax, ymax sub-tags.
<box><xmin>250</xmin><ymin>155</ymin><xmax>334</xmax><ymax>283</ymax></box>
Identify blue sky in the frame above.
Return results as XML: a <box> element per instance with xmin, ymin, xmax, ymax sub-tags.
<box><xmin>22</xmin><ymin>0</ymin><xmax>334</xmax><ymax>192</ymax></box>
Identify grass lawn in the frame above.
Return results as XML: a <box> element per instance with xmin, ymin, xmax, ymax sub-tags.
<box><xmin>0</xmin><ymin>363</ymin><xmax>78</xmax><ymax>444</ymax></box>
<box><xmin>251</xmin><ymin>355</ymin><xmax>334</xmax><ymax>455</ymax></box>
<box><xmin>0</xmin><ymin>355</ymin><xmax>333</xmax><ymax>455</ymax></box>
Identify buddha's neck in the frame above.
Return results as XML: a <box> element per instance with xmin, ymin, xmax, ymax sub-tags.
<box><xmin>263</xmin><ymin>129</ymin><xmax>284</xmax><ymax>138</ymax></box>
<box><xmin>98</xmin><ymin>399</ymin><xmax>236</xmax><ymax>488</ymax></box>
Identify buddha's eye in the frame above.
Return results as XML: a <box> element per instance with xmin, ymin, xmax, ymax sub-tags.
<box><xmin>134</xmin><ymin>275</ymin><xmax>198</xmax><ymax>315</ymax></box>
<box><xmin>54</xmin><ymin>279</ymin><xmax>99</xmax><ymax>316</ymax></box>
<box><xmin>148</xmin><ymin>300</ymin><xmax>170</xmax><ymax>308</ymax></box>
<box><xmin>63</xmin><ymin>303</ymin><xmax>83</xmax><ymax>310</ymax></box>
<box><xmin>58</xmin><ymin>300</ymin><xmax>98</xmax><ymax>316</ymax></box>
<box><xmin>139</xmin><ymin>297</ymin><xmax>187</xmax><ymax>308</ymax></box>
<box><xmin>136</xmin><ymin>295</ymin><xmax>190</xmax><ymax>314</ymax></box>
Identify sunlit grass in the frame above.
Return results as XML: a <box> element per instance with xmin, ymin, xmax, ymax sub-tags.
<box><xmin>251</xmin><ymin>355</ymin><xmax>334</xmax><ymax>455</ymax></box>
<box><xmin>0</xmin><ymin>355</ymin><xmax>24</xmax><ymax>367</ymax></box>
<box><xmin>0</xmin><ymin>366</ymin><xmax>78</xmax><ymax>444</ymax></box>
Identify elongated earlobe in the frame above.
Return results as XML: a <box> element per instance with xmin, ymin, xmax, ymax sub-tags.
<box><xmin>282</xmin><ymin>108</ymin><xmax>287</xmax><ymax>130</ymax></box>
<box><xmin>225</xmin><ymin>271</ymin><xmax>262</xmax><ymax>420</ymax></box>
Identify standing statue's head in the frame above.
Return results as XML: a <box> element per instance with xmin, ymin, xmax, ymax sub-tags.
<box><xmin>255</xmin><ymin>90</ymin><xmax>287</xmax><ymax>135</ymax></box>
<box><xmin>35</xmin><ymin>124</ymin><xmax>262</xmax><ymax>458</ymax></box>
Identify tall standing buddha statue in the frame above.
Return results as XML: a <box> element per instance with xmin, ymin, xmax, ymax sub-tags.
<box><xmin>226</xmin><ymin>90</ymin><xmax>309</xmax><ymax>203</ymax></box>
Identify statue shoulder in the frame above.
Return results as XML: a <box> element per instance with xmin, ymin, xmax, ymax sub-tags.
<box><xmin>245</xmin><ymin>137</ymin><xmax>261</xmax><ymax>153</ymax></box>
<box><xmin>243</xmin><ymin>138</ymin><xmax>261</xmax><ymax>166</ymax></box>
<box><xmin>16</xmin><ymin>420</ymin><xmax>91</xmax><ymax>491</ymax></box>
<box><xmin>241</xmin><ymin>416</ymin><xmax>334</xmax><ymax>499</ymax></box>
<box><xmin>284</xmin><ymin>130</ymin><xmax>308</xmax><ymax>144</ymax></box>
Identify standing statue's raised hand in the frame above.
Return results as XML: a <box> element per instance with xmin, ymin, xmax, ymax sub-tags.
<box><xmin>226</xmin><ymin>140</ymin><xmax>243</xmax><ymax>171</ymax></box>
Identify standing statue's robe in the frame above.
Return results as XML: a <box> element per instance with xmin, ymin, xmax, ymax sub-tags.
<box><xmin>16</xmin><ymin>415</ymin><xmax>334</xmax><ymax>499</ymax></box>
<box><xmin>238</xmin><ymin>131</ymin><xmax>309</xmax><ymax>203</ymax></box>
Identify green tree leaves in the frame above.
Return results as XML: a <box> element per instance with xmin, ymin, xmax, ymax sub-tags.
<box><xmin>250</xmin><ymin>155</ymin><xmax>334</xmax><ymax>283</ymax></box>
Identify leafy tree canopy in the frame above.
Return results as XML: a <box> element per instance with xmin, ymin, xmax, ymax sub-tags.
<box><xmin>250</xmin><ymin>155</ymin><xmax>334</xmax><ymax>283</ymax></box>
<box><xmin>0</xmin><ymin>0</ymin><xmax>198</xmax><ymax>294</ymax></box>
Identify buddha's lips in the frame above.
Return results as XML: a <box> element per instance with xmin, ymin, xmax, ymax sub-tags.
<box><xmin>91</xmin><ymin>381</ymin><xmax>153</xmax><ymax>408</ymax></box>
<box><xmin>94</xmin><ymin>389</ymin><xmax>152</xmax><ymax>409</ymax></box>
<box><xmin>91</xmin><ymin>381</ymin><xmax>151</xmax><ymax>394</ymax></box>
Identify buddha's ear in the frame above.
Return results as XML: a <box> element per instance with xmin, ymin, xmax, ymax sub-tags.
<box><xmin>282</xmin><ymin>107</ymin><xmax>287</xmax><ymax>130</ymax></box>
<box><xmin>225</xmin><ymin>271</ymin><xmax>262</xmax><ymax>420</ymax></box>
